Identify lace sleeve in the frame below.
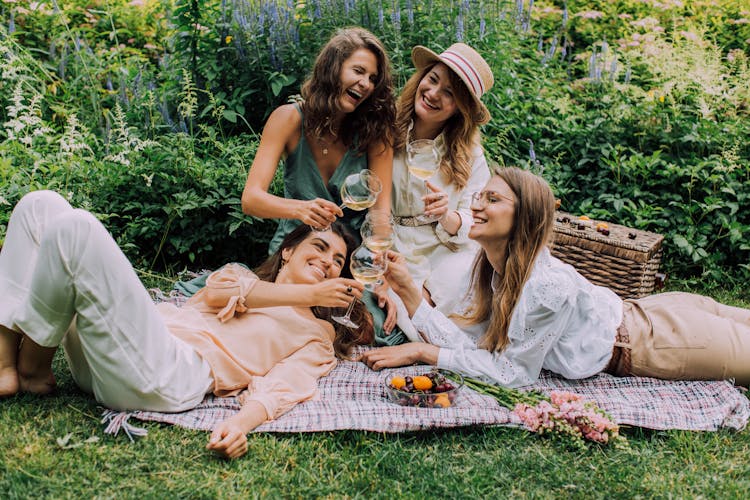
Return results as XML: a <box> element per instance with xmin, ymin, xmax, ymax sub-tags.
<box><xmin>411</xmin><ymin>300</ymin><xmax>478</xmax><ymax>349</ymax></box>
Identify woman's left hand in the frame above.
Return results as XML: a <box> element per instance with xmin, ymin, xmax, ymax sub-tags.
<box><xmin>207</xmin><ymin>399</ymin><xmax>267</xmax><ymax>459</ymax></box>
<box><xmin>207</xmin><ymin>417</ymin><xmax>249</xmax><ymax>459</ymax></box>
<box><xmin>359</xmin><ymin>343</ymin><xmax>439</xmax><ymax>370</ymax></box>
<box><xmin>422</xmin><ymin>181</ymin><xmax>449</xmax><ymax>219</ymax></box>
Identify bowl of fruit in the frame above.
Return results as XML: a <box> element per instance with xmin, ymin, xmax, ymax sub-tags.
<box><xmin>385</xmin><ymin>369</ymin><xmax>463</xmax><ymax>408</ymax></box>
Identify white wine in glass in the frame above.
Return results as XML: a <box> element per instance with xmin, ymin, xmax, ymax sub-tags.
<box><xmin>339</xmin><ymin>170</ymin><xmax>383</xmax><ymax>211</ymax></box>
<box><xmin>312</xmin><ymin>170</ymin><xmax>383</xmax><ymax>231</ymax></box>
<box><xmin>406</xmin><ymin>139</ymin><xmax>440</xmax><ymax>182</ymax></box>
<box><xmin>331</xmin><ymin>245</ymin><xmax>385</xmax><ymax>329</ymax></box>
<box><xmin>361</xmin><ymin>209</ymin><xmax>394</xmax><ymax>254</ymax></box>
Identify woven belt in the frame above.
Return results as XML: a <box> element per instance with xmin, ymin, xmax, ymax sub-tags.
<box><xmin>393</xmin><ymin>215</ymin><xmax>438</xmax><ymax>227</ymax></box>
<box><xmin>604</xmin><ymin>321</ymin><xmax>632</xmax><ymax>377</ymax></box>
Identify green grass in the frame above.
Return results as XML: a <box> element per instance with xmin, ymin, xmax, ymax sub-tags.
<box><xmin>1</xmin><ymin>281</ymin><xmax>749</xmax><ymax>498</ymax></box>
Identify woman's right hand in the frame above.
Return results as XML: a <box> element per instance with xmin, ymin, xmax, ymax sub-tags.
<box><xmin>309</xmin><ymin>278</ymin><xmax>364</xmax><ymax>308</ymax></box>
<box><xmin>296</xmin><ymin>198</ymin><xmax>343</xmax><ymax>230</ymax></box>
<box><xmin>382</xmin><ymin>251</ymin><xmax>423</xmax><ymax>316</ymax></box>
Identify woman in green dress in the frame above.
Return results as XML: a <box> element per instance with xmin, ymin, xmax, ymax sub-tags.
<box><xmin>241</xmin><ymin>27</ymin><xmax>396</xmax><ymax>253</ymax></box>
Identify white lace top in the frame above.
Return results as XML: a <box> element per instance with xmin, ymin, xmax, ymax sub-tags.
<box><xmin>412</xmin><ymin>248</ymin><xmax>623</xmax><ymax>387</ymax></box>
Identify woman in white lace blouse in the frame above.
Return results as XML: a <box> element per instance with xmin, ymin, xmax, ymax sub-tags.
<box><xmin>361</xmin><ymin>167</ymin><xmax>750</xmax><ymax>388</ymax></box>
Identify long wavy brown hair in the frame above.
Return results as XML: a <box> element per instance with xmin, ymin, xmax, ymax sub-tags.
<box><xmin>394</xmin><ymin>62</ymin><xmax>490</xmax><ymax>190</ymax></box>
<box><xmin>461</xmin><ymin>167</ymin><xmax>556</xmax><ymax>352</ymax></box>
<box><xmin>254</xmin><ymin>222</ymin><xmax>374</xmax><ymax>357</ymax></box>
<box><xmin>301</xmin><ymin>27</ymin><xmax>395</xmax><ymax>155</ymax></box>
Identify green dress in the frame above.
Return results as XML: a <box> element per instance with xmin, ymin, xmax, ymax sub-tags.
<box><xmin>268</xmin><ymin>103</ymin><xmax>367</xmax><ymax>254</ymax></box>
<box><xmin>263</xmin><ymin>104</ymin><xmax>406</xmax><ymax>346</ymax></box>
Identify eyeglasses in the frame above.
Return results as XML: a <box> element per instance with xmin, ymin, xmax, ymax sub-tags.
<box><xmin>470</xmin><ymin>190</ymin><xmax>515</xmax><ymax>209</ymax></box>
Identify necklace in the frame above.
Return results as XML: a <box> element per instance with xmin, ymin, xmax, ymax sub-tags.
<box><xmin>319</xmin><ymin>133</ymin><xmax>338</xmax><ymax>156</ymax></box>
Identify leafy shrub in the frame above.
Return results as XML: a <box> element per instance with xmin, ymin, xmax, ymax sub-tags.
<box><xmin>1</xmin><ymin>0</ymin><xmax>749</xmax><ymax>285</ymax></box>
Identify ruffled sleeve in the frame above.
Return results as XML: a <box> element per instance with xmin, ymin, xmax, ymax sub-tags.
<box><xmin>187</xmin><ymin>263</ymin><xmax>260</xmax><ymax>322</ymax></box>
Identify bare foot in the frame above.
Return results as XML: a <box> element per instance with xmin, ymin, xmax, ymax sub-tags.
<box><xmin>18</xmin><ymin>370</ymin><xmax>56</xmax><ymax>395</ymax></box>
<box><xmin>0</xmin><ymin>366</ymin><xmax>19</xmax><ymax>397</ymax></box>
<box><xmin>17</xmin><ymin>335</ymin><xmax>58</xmax><ymax>395</ymax></box>
<box><xmin>0</xmin><ymin>325</ymin><xmax>20</xmax><ymax>397</ymax></box>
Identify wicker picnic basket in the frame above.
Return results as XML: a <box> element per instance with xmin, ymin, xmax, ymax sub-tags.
<box><xmin>550</xmin><ymin>212</ymin><xmax>665</xmax><ymax>299</ymax></box>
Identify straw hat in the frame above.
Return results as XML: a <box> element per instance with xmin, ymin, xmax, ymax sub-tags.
<box><xmin>411</xmin><ymin>43</ymin><xmax>494</xmax><ymax>116</ymax></box>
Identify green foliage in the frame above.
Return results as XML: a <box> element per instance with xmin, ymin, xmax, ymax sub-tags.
<box><xmin>1</xmin><ymin>0</ymin><xmax>749</xmax><ymax>282</ymax></box>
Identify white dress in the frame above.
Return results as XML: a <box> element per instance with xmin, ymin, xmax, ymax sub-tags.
<box><xmin>412</xmin><ymin>248</ymin><xmax>623</xmax><ymax>387</ymax></box>
<box><xmin>391</xmin><ymin>133</ymin><xmax>490</xmax><ymax>316</ymax></box>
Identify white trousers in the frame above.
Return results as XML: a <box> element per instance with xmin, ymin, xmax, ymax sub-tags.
<box><xmin>0</xmin><ymin>191</ymin><xmax>212</xmax><ymax>411</ymax></box>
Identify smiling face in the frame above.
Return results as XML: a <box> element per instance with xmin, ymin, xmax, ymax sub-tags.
<box><xmin>337</xmin><ymin>48</ymin><xmax>379</xmax><ymax>114</ymax></box>
<box><xmin>278</xmin><ymin>231</ymin><xmax>348</xmax><ymax>285</ymax></box>
<box><xmin>468</xmin><ymin>175</ymin><xmax>518</xmax><ymax>247</ymax></box>
<box><xmin>414</xmin><ymin>63</ymin><xmax>459</xmax><ymax>128</ymax></box>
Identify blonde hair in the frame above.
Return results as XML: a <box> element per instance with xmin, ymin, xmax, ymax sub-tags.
<box><xmin>462</xmin><ymin>167</ymin><xmax>556</xmax><ymax>352</ymax></box>
<box><xmin>394</xmin><ymin>63</ymin><xmax>490</xmax><ymax>190</ymax></box>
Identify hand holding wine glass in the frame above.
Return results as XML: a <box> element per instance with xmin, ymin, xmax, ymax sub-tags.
<box><xmin>406</xmin><ymin>139</ymin><xmax>441</xmax><ymax>221</ymax></box>
<box><xmin>406</xmin><ymin>139</ymin><xmax>440</xmax><ymax>185</ymax></box>
<box><xmin>331</xmin><ymin>244</ymin><xmax>386</xmax><ymax>329</ymax></box>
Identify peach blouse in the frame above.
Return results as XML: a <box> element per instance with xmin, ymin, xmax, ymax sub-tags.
<box><xmin>157</xmin><ymin>264</ymin><xmax>337</xmax><ymax>420</ymax></box>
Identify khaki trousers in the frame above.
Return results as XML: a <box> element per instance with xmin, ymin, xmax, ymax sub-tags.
<box><xmin>622</xmin><ymin>292</ymin><xmax>750</xmax><ymax>386</ymax></box>
<box><xmin>0</xmin><ymin>191</ymin><xmax>212</xmax><ymax>411</ymax></box>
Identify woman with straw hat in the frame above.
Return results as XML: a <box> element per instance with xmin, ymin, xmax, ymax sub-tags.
<box><xmin>388</xmin><ymin>43</ymin><xmax>494</xmax><ymax>340</ymax></box>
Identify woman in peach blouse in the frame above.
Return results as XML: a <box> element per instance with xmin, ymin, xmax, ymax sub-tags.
<box><xmin>0</xmin><ymin>191</ymin><xmax>371</xmax><ymax>459</ymax></box>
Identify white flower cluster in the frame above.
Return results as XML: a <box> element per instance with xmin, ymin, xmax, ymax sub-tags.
<box><xmin>104</xmin><ymin>102</ymin><xmax>157</xmax><ymax>166</ymax></box>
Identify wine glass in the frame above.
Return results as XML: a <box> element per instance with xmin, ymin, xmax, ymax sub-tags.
<box><xmin>340</xmin><ymin>170</ymin><xmax>383</xmax><ymax>211</ymax></box>
<box><xmin>406</xmin><ymin>139</ymin><xmax>440</xmax><ymax>189</ymax></box>
<box><xmin>360</xmin><ymin>209</ymin><xmax>394</xmax><ymax>254</ymax></box>
<box><xmin>331</xmin><ymin>244</ymin><xmax>386</xmax><ymax>328</ymax></box>
<box><xmin>312</xmin><ymin>170</ymin><xmax>383</xmax><ymax>231</ymax></box>
<box><xmin>406</xmin><ymin>139</ymin><xmax>441</xmax><ymax>221</ymax></box>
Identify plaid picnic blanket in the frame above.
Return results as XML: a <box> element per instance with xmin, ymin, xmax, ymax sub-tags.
<box><xmin>109</xmin><ymin>346</ymin><xmax>750</xmax><ymax>435</ymax></box>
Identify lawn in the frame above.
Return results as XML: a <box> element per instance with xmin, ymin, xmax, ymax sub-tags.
<box><xmin>1</xmin><ymin>282</ymin><xmax>748</xmax><ymax>498</ymax></box>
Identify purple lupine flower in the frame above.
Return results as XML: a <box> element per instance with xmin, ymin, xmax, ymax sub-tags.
<box><xmin>588</xmin><ymin>50</ymin><xmax>597</xmax><ymax>80</ymax></box>
<box><xmin>479</xmin><ymin>4</ymin><xmax>487</xmax><ymax>38</ymax></box>
<box><xmin>378</xmin><ymin>2</ymin><xmax>384</xmax><ymax>27</ymax></box>
<box><xmin>562</xmin><ymin>1</ymin><xmax>568</xmax><ymax>29</ymax></box>
<box><xmin>548</xmin><ymin>36</ymin><xmax>558</xmax><ymax>55</ymax></box>
<box><xmin>392</xmin><ymin>1</ymin><xmax>401</xmax><ymax>31</ymax></box>
<box><xmin>609</xmin><ymin>59</ymin><xmax>617</xmax><ymax>81</ymax></box>
<box><xmin>624</xmin><ymin>66</ymin><xmax>632</xmax><ymax>84</ymax></box>
<box><xmin>526</xmin><ymin>0</ymin><xmax>534</xmax><ymax>32</ymax></box>
<box><xmin>528</xmin><ymin>139</ymin><xmax>536</xmax><ymax>162</ymax></box>
<box><xmin>538</xmin><ymin>35</ymin><xmax>544</xmax><ymax>51</ymax></box>
<box><xmin>106</xmin><ymin>75</ymin><xmax>114</xmax><ymax>91</ymax></box>
<box><xmin>119</xmin><ymin>76</ymin><xmax>129</xmax><ymax>107</ymax></box>
<box><xmin>58</xmin><ymin>44</ymin><xmax>67</xmax><ymax>79</ymax></box>
<box><xmin>9</xmin><ymin>10</ymin><xmax>15</xmax><ymax>33</ymax></box>
<box><xmin>133</xmin><ymin>69</ymin><xmax>142</xmax><ymax>100</ymax></box>
<box><xmin>406</xmin><ymin>0</ymin><xmax>414</xmax><ymax>25</ymax></box>
<box><xmin>314</xmin><ymin>0</ymin><xmax>321</xmax><ymax>19</ymax></box>
<box><xmin>456</xmin><ymin>12</ymin><xmax>465</xmax><ymax>41</ymax></box>
<box><xmin>515</xmin><ymin>0</ymin><xmax>524</xmax><ymax>30</ymax></box>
